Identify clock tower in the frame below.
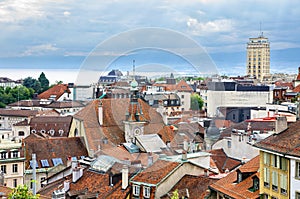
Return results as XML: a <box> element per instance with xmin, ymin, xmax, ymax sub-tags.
<box><xmin>123</xmin><ymin>70</ymin><xmax>147</xmax><ymax>143</ymax></box>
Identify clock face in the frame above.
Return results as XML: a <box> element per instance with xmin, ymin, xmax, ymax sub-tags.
<box><xmin>134</xmin><ymin>127</ymin><xmax>142</xmax><ymax>136</ymax></box>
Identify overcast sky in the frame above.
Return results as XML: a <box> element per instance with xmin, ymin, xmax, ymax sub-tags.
<box><xmin>1</xmin><ymin>0</ymin><xmax>300</xmax><ymax>76</ymax></box>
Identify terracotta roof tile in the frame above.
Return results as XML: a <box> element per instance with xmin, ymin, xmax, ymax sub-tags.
<box><xmin>131</xmin><ymin>160</ymin><xmax>180</xmax><ymax>185</ymax></box>
<box><xmin>254</xmin><ymin>120</ymin><xmax>300</xmax><ymax>157</ymax></box>
<box><xmin>161</xmin><ymin>175</ymin><xmax>217</xmax><ymax>199</ymax></box>
<box><xmin>209</xmin><ymin>149</ymin><xmax>241</xmax><ymax>173</ymax></box>
<box><xmin>45</xmin><ymin>101</ymin><xmax>84</xmax><ymax>108</ymax></box>
<box><xmin>38</xmin><ymin>84</ymin><xmax>70</xmax><ymax>100</ymax></box>
<box><xmin>293</xmin><ymin>84</ymin><xmax>300</xmax><ymax>92</ymax></box>
<box><xmin>74</xmin><ymin>99</ymin><xmax>167</xmax><ymax>152</ymax></box>
<box><xmin>29</xmin><ymin>115</ymin><xmax>73</xmax><ymax>137</ymax></box>
<box><xmin>209</xmin><ymin>156</ymin><xmax>260</xmax><ymax>199</ymax></box>
<box><xmin>0</xmin><ymin>109</ymin><xmax>38</xmax><ymax>117</ymax></box>
<box><xmin>24</xmin><ymin>136</ymin><xmax>88</xmax><ymax>168</ymax></box>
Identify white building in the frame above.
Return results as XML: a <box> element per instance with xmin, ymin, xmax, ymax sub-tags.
<box><xmin>207</xmin><ymin>81</ymin><xmax>272</xmax><ymax>117</ymax></box>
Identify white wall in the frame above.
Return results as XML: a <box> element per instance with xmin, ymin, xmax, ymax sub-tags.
<box><xmin>207</xmin><ymin>90</ymin><xmax>273</xmax><ymax>117</ymax></box>
<box><xmin>178</xmin><ymin>92</ymin><xmax>191</xmax><ymax>111</ymax></box>
<box><xmin>290</xmin><ymin>158</ymin><xmax>300</xmax><ymax>199</ymax></box>
<box><xmin>213</xmin><ymin>133</ymin><xmax>259</xmax><ymax>161</ymax></box>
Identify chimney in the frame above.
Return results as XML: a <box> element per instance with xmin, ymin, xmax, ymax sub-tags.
<box><xmin>72</xmin><ymin>167</ymin><xmax>83</xmax><ymax>183</ymax></box>
<box><xmin>122</xmin><ymin>165</ymin><xmax>129</xmax><ymax>190</ymax></box>
<box><xmin>67</xmin><ymin>156</ymin><xmax>72</xmax><ymax>167</ymax></box>
<box><xmin>182</xmin><ymin>151</ymin><xmax>187</xmax><ymax>161</ymax></box>
<box><xmin>71</xmin><ymin>159</ymin><xmax>78</xmax><ymax>171</ymax></box>
<box><xmin>64</xmin><ymin>180</ymin><xmax>70</xmax><ymax>192</ymax></box>
<box><xmin>183</xmin><ymin>139</ymin><xmax>188</xmax><ymax>151</ymax></box>
<box><xmin>148</xmin><ymin>152</ymin><xmax>153</xmax><ymax>167</ymax></box>
<box><xmin>98</xmin><ymin>101</ymin><xmax>103</xmax><ymax>126</ymax></box>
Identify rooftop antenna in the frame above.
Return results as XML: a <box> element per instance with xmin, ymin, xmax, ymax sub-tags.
<box><xmin>259</xmin><ymin>22</ymin><xmax>263</xmax><ymax>37</ymax></box>
<box><xmin>133</xmin><ymin>60</ymin><xmax>136</xmax><ymax>80</ymax></box>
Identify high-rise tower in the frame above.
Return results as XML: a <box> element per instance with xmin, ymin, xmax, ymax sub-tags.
<box><xmin>246</xmin><ymin>32</ymin><xmax>270</xmax><ymax>81</ymax></box>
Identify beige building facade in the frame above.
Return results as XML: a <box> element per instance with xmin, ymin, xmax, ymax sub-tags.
<box><xmin>247</xmin><ymin>34</ymin><xmax>270</xmax><ymax>81</ymax></box>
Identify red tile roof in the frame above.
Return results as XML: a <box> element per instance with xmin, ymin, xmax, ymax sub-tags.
<box><xmin>254</xmin><ymin>120</ymin><xmax>300</xmax><ymax>157</ymax></box>
<box><xmin>38</xmin><ymin>84</ymin><xmax>70</xmax><ymax>100</ymax></box>
<box><xmin>131</xmin><ymin>160</ymin><xmax>180</xmax><ymax>185</ymax></box>
<box><xmin>24</xmin><ymin>136</ymin><xmax>88</xmax><ymax>168</ymax></box>
<box><xmin>45</xmin><ymin>101</ymin><xmax>84</xmax><ymax>108</ymax></box>
<box><xmin>74</xmin><ymin>99</ymin><xmax>168</xmax><ymax>152</ymax></box>
<box><xmin>29</xmin><ymin>115</ymin><xmax>73</xmax><ymax>137</ymax></box>
<box><xmin>153</xmin><ymin>80</ymin><xmax>193</xmax><ymax>92</ymax></box>
<box><xmin>293</xmin><ymin>84</ymin><xmax>300</xmax><ymax>92</ymax></box>
<box><xmin>161</xmin><ymin>175</ymin><xmax>217</xmax><ymax>199</ymax></box>
<box><xmin>209</xmin><ymin>149</ymin><xmax>241</xmax><ymax>173</ymax></box>
<box><xmin>0</xmin><ymin>109</ymin><xmax>38</xmax><ymax>117</ymax></box>
<box><xmin>209</xmin><ymin>156</ymin><xmax>260</xmax><ymax>199</ymax></box>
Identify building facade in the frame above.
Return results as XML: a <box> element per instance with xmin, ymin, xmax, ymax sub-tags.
<box><xmin>246</xmin><ymin>34</ymin><xmax>270</xmax><ymax>81</ymax></box>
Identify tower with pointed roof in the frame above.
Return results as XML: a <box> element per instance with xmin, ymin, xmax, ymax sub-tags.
<box><xmin>123</xmin><ymin>61</ymin><xmax>147</xmax><ymax>143</ymax></box>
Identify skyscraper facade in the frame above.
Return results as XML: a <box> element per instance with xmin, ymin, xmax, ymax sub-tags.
<box><xmin>246</xmin><ymin>33</ymin><xmax>270</xmax><ymax>81</ymax></box>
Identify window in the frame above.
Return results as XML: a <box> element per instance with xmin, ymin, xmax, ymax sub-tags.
<box><xmin>18</xmin><ymin>131</ymin><xmax>25</xmax><ymax>136</ymax></box>
<box><xmin>143</xmin><ymin>186</ymin><xmax>150</xmax><ymax>198</ymax></box>
<box><xmin>41</xmin><ymin>177</ymin><xmax>46</xmax><ymax>187</ymax></box>
<box><xmin>227</xmin><ymin>140</ymin><xmax>231</xmax><ymax>148</ymax></box>
<box><xmin>11</xmin><ymin>151</ymin><xmax>19</xmax><ymax>158</ymax></box>
<box><xmin>133</xmin><ymin>185</ymin><xmax>140</xmax><ymax>196</ymax></box>
<box><xmin>296</xmin><ymin>161</ymin><xmax>300</xmax><ymax>179</ymax></box>
<box><xmin>30</xmin><ymin>160</ymin><xmax>38</xmax><ymax>168</ymax></box>
<box><xmin>271</xmin><ymin>155</ymin><xmax>280</xmax><ymax>168</ymax></box>
<box><xmin>263</xmin><ymin>152</ymin><xmax>270</xmax><ymax>165</ymax></box>
<box><xmin>41</xmin><ymin>159</ymin><xmax>49</xmax><ymax>167</ymax></box>
<box><xmin>296</xmin><ymin>192</ymin><xmax>300</xmax><ymax>199</ymax></box>
<box><xmin>264</xmin><ymin>167</ymin><xmax>270</xmax><ymax>187</ymax></box>
<box><xmin>272</xmin><ymin>171</ymin><xmax>278</xmax><ymax>191</ymax></box>
<box><xmin>13</xmin><ymin>179</ymin><xmax>17</xmax><ymax>188</ymax></box>
<box><xmin>52</xmin><ymin>158</ymin><xmax>63</xmax><ymax>166</ymax></box>
<box><xmin>0</xmin><ymin>152</ymin><xmax>7</xmax><ymax>159</ymax></box>
<box><xmin>253</xmin><ymin>177</ymin><xmax>259</xmax><ymax>191</ymax></box>
<box><xmin>1</xmin><ymin>165</ymin><xmax>6</xmax><ymax>174</ymax></box>
<box><xmin>280</xmin><ymin>157</ymin><xmax>287</xmax><ymax>171</ymax></box>
<box><xmin>12</xmin><ymin>164</ymin><xmax>18</xmax><ymax>173</ymax></box>
<box><xmin>280</xmin><ymin>173</ymin><xmax>287</xmax><ymax>195</ymax></box>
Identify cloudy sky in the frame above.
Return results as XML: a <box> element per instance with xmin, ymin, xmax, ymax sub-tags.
<box><xmin>1</xmin><ymin>0</ymin><xmax>300</xmax><ymax>78</ymax></box>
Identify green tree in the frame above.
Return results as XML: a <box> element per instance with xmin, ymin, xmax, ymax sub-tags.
<box><xmin>0</xmin><ymin>86</ymin><xmax>34</xmax><ymax>106</ymax></box>
<box><xmin>23</xmin><ymin>77</ymin><xmax>41</xmax><ymax>93</ymax></box>
<box><xmin>38</xmin><ymin>72</ymin><xmax>49</xmax><ymax>92</ymax></box>
<box><xmin>190</xmin><ymin>93</ymin><xmax>204</xmax><ymax>110</ymax></box>
<box><xmin>8</xmin><ymin>184</ymin><xmax>39</xmax><ymax>199</ymax></box>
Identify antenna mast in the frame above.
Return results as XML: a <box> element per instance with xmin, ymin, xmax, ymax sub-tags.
<box><xmin>133</xmin><ymin>60</ymin><xmax>136</xmax><ymax>80</ymax></box>
<box><xmin>259</xmin><ymin>22</ymin><xmax>263</xmax><ymax>37</ymax></box>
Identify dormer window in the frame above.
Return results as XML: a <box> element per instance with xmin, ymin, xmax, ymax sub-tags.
<box><xmin>0</xmin><ymin>152</ymin><xmax>7</xmax><ymax>159</ymax></box>
<box><xmin>31</xmin><ymin>129</ymin><xmax>36</xmax><ymax>134</ymax></box>
<box><xmin>58</xmin><ymin>129</ymin><xmax>64</xmax><ymax>136</ymax></box>
<box><xmin>40</xmin><ymin>129</ymin><xmax>46</xmax><ymax>134</ymax></box>
<box><xmin>143</xmin><ymin>186</ymin><xmax>150</xmax><ymax>198</ymax></box>
<box><xmin>11</xmin><ymin>151</ymin><xmax>19</xmax><ymax>158</ymax></box>
<box><xmin>49</xmin><ymin>129</ymin><xmax>55</xmax><ymax>135</ymax></box>
<box><xmin>253</xmin><ymin>177</ymin><xmax>259</xmax><ymax>191</ymax></box>
<box><xmin>133</xmin><ymin>185</ymin><xmax>140</xmax><ymax>196</ymax></box>
<box><xmin>238</xmin><ymin>171</ymin><xmax>242</xmax><ymax>183</ymax></box>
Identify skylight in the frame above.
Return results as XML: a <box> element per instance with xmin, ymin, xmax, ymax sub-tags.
<box><xmin>52</xmin><ymin>158</ymin><xmax>63</xmax><ymax>166</ymax></box>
